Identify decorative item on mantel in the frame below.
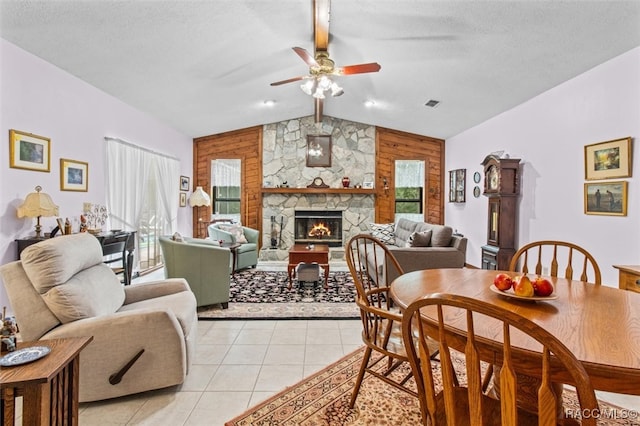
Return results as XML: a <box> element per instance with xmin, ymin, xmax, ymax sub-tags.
<box><xmin>307</xmin><ymin>177</ymin><xmax>329</xmax><ymax>188</ymax></box>
<box><xmin>342</xmin><ymin>177</ymin><xmax>350</xmax><ymax>188</ymax></box>
<box><xmin>17</xmin><ymin>186</ymin><xmax>59</xmax><ymax>238</ymax></box>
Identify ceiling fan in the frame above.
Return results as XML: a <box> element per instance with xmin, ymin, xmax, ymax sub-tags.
<box><xmin>270</xmin><ymin>0</ymin><xmax>381</xmax><ymax>122</ymax></box>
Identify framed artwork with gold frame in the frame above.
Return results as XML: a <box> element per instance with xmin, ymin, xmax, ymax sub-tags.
<box><xmin>60</xmin><ymin>158</ymin><xmax>89</xmax><ymax>192</ymax></box>
<box><xmin>9</xmin><ymin>129</ymin><xmax>51</xmax><ymax>172</ymax></box>
<box><xmin>584</xmin><ymin>137</ymin><xmax>632</xmax><ymax>180</ymax></box>
<box><xmin>584</xmin><ymin>181</ymin><xmax>627</xmax><ymax>216</ymax></box>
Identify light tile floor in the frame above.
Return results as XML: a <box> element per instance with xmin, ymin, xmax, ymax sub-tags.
<box><xmin>77</xmin><ymin>319</ymin><xmax>363</xmax><ymax>425</ymax></box>
<box><xmin>15</xmin><ymin>263</ymin><xmax>639</xmax><ymax>425</ymax></box>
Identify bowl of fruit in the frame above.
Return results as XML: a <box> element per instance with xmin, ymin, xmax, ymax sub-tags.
<box><xmin>490</xmin><ymin>273</ymin><xmax>557</xmax><ymax>301</ymax></box>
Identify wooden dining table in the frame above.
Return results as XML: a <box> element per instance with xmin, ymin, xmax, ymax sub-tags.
<box><xmin>389</xmin><ymin>268</ymin><xmax>640</xmax><ymax>396</ymax></box>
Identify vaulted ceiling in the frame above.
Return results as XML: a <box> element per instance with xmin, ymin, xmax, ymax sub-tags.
<box><xmin>1</xmin><ymin>1</ymin><xmax>639</xmax><ymax>139</ymax></box>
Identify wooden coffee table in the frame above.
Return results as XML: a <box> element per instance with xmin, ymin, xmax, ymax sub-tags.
<box><xmin>288</xmin><ymin>243</ymin><xmax>329</xmax><ymax>290</ymax></box>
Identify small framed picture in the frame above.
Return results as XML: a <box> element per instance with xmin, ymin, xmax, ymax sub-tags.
<box><xmin>180</xmin><ymin>175</ymin><xmax>190</xmax><ymax>191</ymax></box>
<box><xmin>306</xmin><ymin>135</ymin><xmax>332</xmax><ymax>167</ymax></box>
<box><xmin>56</xmin><ymin>218</ymin><xmax>65</xmax><ymax>235</ymax></box>
<box><xmin>584</xmin><ymin>181</ymin><xmax>627</xmax><ymax>216</ymax></box>
<box><xmin>60</xmin><ymin>158</ymin><xmax>89</xmax><ymax>192</ymax></box>
<box><xmin>584</xmin><ymin>137</ymin><xmax>632</xmax><ymax>180</ymax></box>
<box><xmin>362</xmin><ymin>181</ymin><xmax>374</xmax><ymax>189</ymax></box>
<box><xmin>180</xmin><ymin>192</ymin><xmax>187</xmax><ymax>207</ymax></box>
<box><xmin>9</xmin><ymin>129</ymin><xmax>51</xmax><ymax>172</ymax></box>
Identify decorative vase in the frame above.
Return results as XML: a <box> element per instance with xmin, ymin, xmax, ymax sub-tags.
<box><xmin>342</xmin><ymin>177</ymin><xmax>350</xmax><ymax>188</ymax></box>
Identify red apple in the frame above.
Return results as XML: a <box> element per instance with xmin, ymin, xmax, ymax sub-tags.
<box><xmin>513</xmin><ymin>275</ymin><xmax>535</xmax><ymax>297</ymax></box>
<box><xmin>532</xmin><ymin>277</ymin><xmax>554</xmax><ymax>297</ymax></box>
<box><xmin>493</xmin><ymin>273</ymin><xmax>514</xmax><ymax>291</ymax></box>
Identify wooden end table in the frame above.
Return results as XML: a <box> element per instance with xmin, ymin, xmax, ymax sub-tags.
<box><xmin>1</xmin><ymin>336</ymin><xmax>93</xmax><ymax>426</ymax></box>
<box><xmin>220</xmin><ymin>242</ymin><xmax>241</xmax><ymax>275</ymax></box>
<box><xmin>288</xmin><ymin>243</ymin><xmax>329</xmax><ymax>290</ymax></box>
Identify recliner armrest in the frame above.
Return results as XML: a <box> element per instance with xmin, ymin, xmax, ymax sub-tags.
<box><xmin>123</xmin><ymin>278</ymin><xmax>190</xmax><ymax>305</ymax></box>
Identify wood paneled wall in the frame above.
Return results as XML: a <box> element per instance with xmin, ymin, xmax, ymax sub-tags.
<box><xmin>193</xmin><ymin>127</ymin><xmax>262</xmax><ymax>237</ymax></box>
<box><xmin>192</xmin><ymin>124</ymin><xmax>444</xmax><ymax>240</ymax></box>
<box><xmin>375</xmin><ymin>127</ymin><xmax>445</xmax><ymax>224</ymax></box>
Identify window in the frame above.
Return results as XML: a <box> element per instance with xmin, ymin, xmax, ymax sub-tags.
<box><xmin>211</xmin><ymin>159</ymin><xmax>241</xmax><ymax>222</ymax></box>
<box><xmin>212</xmin><ymin>185</ymin><xmax>240</xmax><ymax>215</ymax></box>
<box><xmin>394</xmin><ymin>160</ymin><xmax>425</xmax><ymax>222</ymax></box>
<box><xmin>395</xmin><ymin>187</ymin><xmax>423</xmax><ymax>213</ymax></box>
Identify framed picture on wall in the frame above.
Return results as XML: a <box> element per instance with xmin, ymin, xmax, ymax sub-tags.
<box><xmin>9</xmin><ymin>129</ymin><xmax>51</xmax><ymax>172</ymax></box>
<box><xmin>180</xmin><ymin>192</ymin><xmax>187</xmax><ymax>207</ymax></box>
<box><xmin>584</xmin><ymin>180</ymin><xmax>627</xmax><ymax>216</ymax></box>
<box><xmin>180</xmin><ymin>175</ymin><xmax>190</xmax><ymax>191</ymax></box>
<box><xmin>306</xmin><ymin>135</ymin><xmax>332</xmax><ymax>167</ymax></box>
<box><xmin>584</xmin><ymin>137</ymin><xmax>632</xmax><ymax>180</ymax></box>
<box><xmin>60</xmin><ymin>158</ymin><xmax>89</xmax><ymax>191</ymax></box>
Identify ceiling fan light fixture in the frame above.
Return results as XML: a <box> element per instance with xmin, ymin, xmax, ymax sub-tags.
<box><xmin>301</xmin><ymin>79</ymin><xmax>316</xmax><ymax>95</ymax></box>
<box><xmin>312</xmin><ymin>86</ymin><xmax>326</xmax><ymax>99</ymax></box>
<box><xmin>330</xmin><ymin>81</ymin><xmax>344</xmax><ymax>97</ymax></box>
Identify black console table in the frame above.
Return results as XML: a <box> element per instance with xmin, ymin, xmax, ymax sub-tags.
<box><xmin>15</xmin><ymin>231</ymin><xmax>136</xmax><ymax>285</ymax></box>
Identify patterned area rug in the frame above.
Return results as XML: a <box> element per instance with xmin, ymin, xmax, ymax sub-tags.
<box><xmin>197</xmin><ymin>269</ymin><xmax>360</xmax><ymax>320</ymax></box>
<box><xmin>226</xmin><ymin>347</ymin><xmax>635</xmax><ymax>425</ymax></box>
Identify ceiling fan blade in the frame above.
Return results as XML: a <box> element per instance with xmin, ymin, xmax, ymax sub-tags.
<box><xmin>314</xmin><ymin>0</ymin><xmax>330</xmax><ymax>52</ymax></box>
<box><xmin>270</xmin><ymin>76</ymin><xmax>306</xmax><ymax>86</ymax></box>
<box><xmin>314</xmin><ymin>97</ymin><xmax>324</xmax><ymax>123</ymax></box>
<box><xmin>338</xmin><ymin>62</ymin><xmax>382</xmax><ymax>75</ymax></box>
<box><xmin>292</xmin><ymin>47</ymin><xmax>318</xmax><ymax>68</ymax></box>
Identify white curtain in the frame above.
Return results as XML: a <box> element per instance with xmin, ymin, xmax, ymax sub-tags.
<box><xmin>105</xmin><ymin>138</ymin><xmax>152</xmax><ymax>232</ymax></box>
<box><xmin>212</xmin><ymin>159</ymin><xmax>241</xmax><ymax>188</ymax></box>
<box><xmin>106</xmin><ymin>137</ymin><xmax>180</xmax><ymax>272</ymax></box>
<box><xmin>154</xmin><ymin>155</ymin><xmax>180</xmax><ymax>232</ymax></box>
<box><xmin>396</xmin><ymin>160</ymin><xmax>424</xmax><ymax>187</ymax></box>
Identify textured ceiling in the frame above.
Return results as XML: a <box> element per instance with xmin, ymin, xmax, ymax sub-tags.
<box><xmin>1</xmin><ymin>0</ymin><xmax>639</xmax><ymax>139</ymax></box>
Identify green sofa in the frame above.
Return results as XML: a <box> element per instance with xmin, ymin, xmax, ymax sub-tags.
<box><xmin>208</xmin><ymin>223</ymin><xmax>259</xmax><ymax>272</ymax></box>
<box><xmin>159</xmin><ymin>236</ymin><xmax>231</xmax><ymax>308</ymax></box>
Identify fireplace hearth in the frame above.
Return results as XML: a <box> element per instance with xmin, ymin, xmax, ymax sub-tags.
<box><xmin>294</xmin><ymin>210</ymin><xmax>343</xmax><ymax>247</ymax></box>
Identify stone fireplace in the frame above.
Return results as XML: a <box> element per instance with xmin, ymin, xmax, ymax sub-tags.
<box><xmin>260</xmin><ymin>116</ymin><xmax>376</xmax><ymax>261</ymax></box>
<box><xmin>294</xmin><ymin>210</ymin><xmax>343</xmax><ymax>247</ymax></box>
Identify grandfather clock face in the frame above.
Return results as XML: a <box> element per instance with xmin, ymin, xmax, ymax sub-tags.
<box><xmin>487</xmin><ymin>165</ymin><xmax>499</xmax><ymax>191</ymax></box>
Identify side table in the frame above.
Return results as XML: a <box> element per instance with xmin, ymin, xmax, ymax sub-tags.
<box><xmin>613</xmin><ymin>265</ymin><xmax>640</xmax><ymax>293</ymax></box>
<box><xmin>1</xmin><ymin>336</ymin><xmax>93</xmax><ymax>426</ymax></box>
<box><xmin>220</xmin><ymin>242</ymin><xmax>241</xmax><ymax>275</ymax></box>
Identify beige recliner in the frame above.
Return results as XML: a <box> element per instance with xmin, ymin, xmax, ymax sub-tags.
<box><xmin>0</xmin><ymin>233</ymin><xmax>197</xmax><ymax>402</ymax></box>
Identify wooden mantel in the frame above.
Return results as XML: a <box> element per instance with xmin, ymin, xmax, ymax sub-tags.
<box><xmin>261</xmin><ymin>188</ymin><xmax>376</xmax><ymax>195</ymax></box>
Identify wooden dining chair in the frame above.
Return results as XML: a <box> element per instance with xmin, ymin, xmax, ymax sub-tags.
<box><xmin>480</xmin><ymin>240</ymin><xmax>604</xmax><ymax>393</ymax></box>
<box><xmin>509</xmin><ymin>240</ymin><xmax>602</xmax><ymax>285</ymax></box>
<box><xmin>402</xmin><ymin>293</ymin><xmax>599</xmax><ymax>426</ymax></box>
<box><xmin>345</xmin><ymin>234</ymin><xmax>438</xmax><ymax>408</ymax></box>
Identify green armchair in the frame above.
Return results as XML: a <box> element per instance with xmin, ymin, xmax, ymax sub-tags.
<box><xmin>159</xmin><ymin>236</ymin><xmax>231</xmax><ymax>308</ymax></box>
<box><xmin>208</xmin><ymin>223</ymin><xmax>259</xmax><ymax>272</ymax></box>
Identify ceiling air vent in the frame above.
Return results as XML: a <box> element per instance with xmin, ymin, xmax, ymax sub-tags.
<box><xmin>425</xmin><ymin>99</ymin><xmax>440</xmax><ymax>108</ymax></box>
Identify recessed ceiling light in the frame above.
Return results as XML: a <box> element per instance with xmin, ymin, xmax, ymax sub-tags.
<box><xmin>364</xmin><ymin>100</ymin><xmax>375</xmax><ymax>107</ymax></box>
<box><xmin>263</xmin><ymin>100</ymin><xmax>276</xmax><ymax>107</ymax></box>
<box><xmin>425</xmin><ymin>99</ymin><xmax>440</xmax><ymax>108</ymax></box>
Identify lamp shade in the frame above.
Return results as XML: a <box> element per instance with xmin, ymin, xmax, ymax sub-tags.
<box><xmin>189</xmin><ymin>186</ymin><xmax>211</xmax><ymax>207</ymax></box>
<box><xmin>17</xmin><ymin>186</ymin><xmax>59</xmax><ymax>218</ymax></box>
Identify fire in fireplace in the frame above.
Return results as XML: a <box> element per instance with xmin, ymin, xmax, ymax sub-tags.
<box><xmin>294</xmin><ymin>210</ymin><xmax>343</xmax><ymax>247</ymax></box>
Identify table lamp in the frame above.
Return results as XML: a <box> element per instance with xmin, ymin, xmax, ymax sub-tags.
<box><xmin>189</xmin><ymin>186</ymin><xmax>211</xmax><ymax>238</ymax></box>
<box><xmin>17</xmin><ymin>186</ymin><xmax>59</xmax><ymax>238</ymax></box>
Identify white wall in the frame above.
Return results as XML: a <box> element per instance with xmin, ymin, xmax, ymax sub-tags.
<box><xmin>445</xmin><ymin>47</ymin><xmax>640</xmax><ymax>286</ymax></box>
<box><xmin>0</xmin><ymin>39</ymin><xmax>193</xmax><ymax>314</ymax></box>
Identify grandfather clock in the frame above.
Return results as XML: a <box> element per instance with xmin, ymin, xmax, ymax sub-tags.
<box><xmin>481</xmin><ymin>154</ymin><xmax>521</xmax><ymax>270</ymax></box>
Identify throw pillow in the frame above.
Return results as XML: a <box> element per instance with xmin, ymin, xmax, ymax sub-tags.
<box><xmin>219</xmin><ymin>224</ymin><xmax>248</xmax><ymax>244</ymax></box>
<box><xmin>369</xmin><ymin>222</ymin><xmax>396</xmax><ymax>245</ymax></box>
<box><xmin>171</xmin><ymin>232</ymin><xmax>184</xmax><ymax>242</ymax></box>
<box><xmin>409</xmin><ymin>230</ymin><xmax>432</xmax><ymax>247</ymax></box>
